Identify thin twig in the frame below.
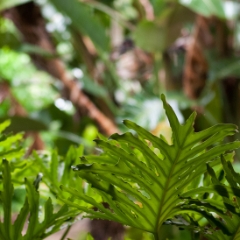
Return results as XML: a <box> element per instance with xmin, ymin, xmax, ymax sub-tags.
<box><xmin>60</xmin><ymin>224</ymin><xmax>72</xmax><ymax>240</ymax></box>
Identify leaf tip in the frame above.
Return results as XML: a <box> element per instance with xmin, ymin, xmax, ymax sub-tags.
<box><xmin>109</xmin><ymin>133</ymin><xmax>120</xmax><ymax>140</ymax></box>
<box><xmin>93</xmin><ymin>139</ymin><xmax>100</xmax><ymax>144</ymax></box>
<box><xmin>123</xmin><ymin>119</ymin><xmax>133</xmax><ymax>128</ymax></box>
<box><xmin>161</xmin><ymin>93</ymin><xmax>166</xmax><ymax>102</ymax></box>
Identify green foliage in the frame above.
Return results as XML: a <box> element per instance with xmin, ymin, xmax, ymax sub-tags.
<box><xmin>0</xmin><ymin>120</ymin><xmax>25</xmax><ymax>160</ymax></box>
<box><xmin>31</xmin><ymin>145</ymin><xmax>84</xmax><ymax>200</ymax></box>
<box><xmin>179</xmin><ymin>0</ymin><xmax>226</xmax><ymax>19</ymax></box>
<box><xmin>1</xmin><ymin>96</ymin><xmax>240</xmax><ymax>239</ymax></box>
<box><xmin>0</xmin><ymin>48</ymin><xmax>57</xmax><ymax>113</ymax></box>
<box><xmin>1</xmin><ymin>0</ymin><xmax>240</xmax><ymax>238</ymax></box>
<box><xmin>61</xmin><ymin>95</ymin><xmax>240</xmax><ymax>239</ymax></box>
<box><xmin>181</xmin><ymin>155</ymin><xmax>240</xmax><ymax>239</ymax></box>
<box><xmin>0</xmin><ymin>159</ymin><xmax>75</xmax><ymax>240</ymax></box>
<box><xmin>0</xmin><ymin>120</ymin><xmax>81</xmax><ymax>239</ymax></box>
<box><xmin>86</xmin><ymin>233</ymin><xmax>94</xmax><ymax>240</ymax></box>
<box><xmin>133</xmin><ymin>21</ymin><xmax>165</xmax><ymax>52</ymax></box>
<box><xmin>50</xmin><ymin>0</ymin><xmax>109</xmax><ymax>52</ymax></box>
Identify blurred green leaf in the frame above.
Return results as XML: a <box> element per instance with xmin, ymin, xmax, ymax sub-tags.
<box><xmin>0</xmin><ymin>121</ymin><xmax>25</xmax><ymax>160</ymax></box>
<box><xmin>81</xmin><ymin>75</ymin><xmax>108</xmax><ymax>98</ymax></box>
<box><xmin>0</xmin><ymin>120</ymin><xmax>11</xmax><ymax>133</ymax></box>
<box><xmin>133</xmin><ymin>21</ymin><xmax>165</xmax><ymax>52</ymax></box>
<box><xmin>50</xmin><ymin>0</ymin><xmax>109</xmax><ymax>52</ymax></box>
<box><xmin>0</xmin><ymin>0</ymin><xmax>31</xmax><ymax>11</ymax></box>
<box><xmin>0</xmin><ymin>116</ymin><xmax>48</xmax><ymax>132</ymax></box>
<box><xmin>179</xmin><ymin>0</ymin><xmax>226</xmax><ymax>18</ymax></box>
<box><xmin>86</xmin><ymin>233</ymin><xmax>94</xmax><ymax>240</ymax></box>
<box><xmin>0</xmin><ymin>32</ymin><xmax>21</xmax><ymax>49</ymax></box>
<box><xmin>20</xmin><ymin>44</ymin><xmax>57</xmax><ymax>58</ymax></box>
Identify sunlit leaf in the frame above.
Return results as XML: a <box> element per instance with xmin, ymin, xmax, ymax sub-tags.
<box><xmin>61</xmin><ymin>95</ymin><xmax>240</xmax><ymax>238</ymax></box>
<box><xmin>133</xmin><ymin>21</ymin><xmax>165</xmax><ymax>52</ymax></box>
<box><xmin>50</xmin><ymin>0</ymin><xmax>109</xmax><ymax>52</ymax></box>
<box><xmin>0</xmin><ymin>120</ymin><xmax>11</xmax><ymax>133</ymax></box>
<box><xmin>179</xmin><ymin>0</ymin><xmax>226</xmax><ymax>18</ymax></box>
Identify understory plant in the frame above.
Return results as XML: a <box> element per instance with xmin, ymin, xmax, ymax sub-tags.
<box><xmin>60</xmin><ymin>95</ymin><xmax>240</xmax><ymax>239</ymax></box>
<box><xmin>0</xmin><ymin>121</ymin><xmax>80</xmax><ymax>240</ymax></box>
<box><xmin>1</xmin><ymin>95</ymin><xmax>240</xmax><ymax>239</ymax></box>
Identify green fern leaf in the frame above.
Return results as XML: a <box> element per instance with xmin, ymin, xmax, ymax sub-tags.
<box><xmin>62</xmin><ymin>95</ymin><xmax>240</xmax><ymax>238</ymax></box>
<box><xmin>0</xmin><ymin>159</ymin><xmax>14</xmax><ymax>240</ymax></box>
<box><xmin>0</xmin><ymin>159</ymin><xmax>78</xmax><ymax>240</ymax></box>
<box><xmin>181</xmin><ymin>155</ymin><xmax>240</xmax><ymax>239</ymax></box>
<box><xmin>0</xmin><ymin>120</ymin><xmax>25</xmax><ymax>160</ymax></box>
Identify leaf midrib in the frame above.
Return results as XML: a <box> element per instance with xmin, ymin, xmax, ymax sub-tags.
<box><xmin>155</xmin><ymin>124</ymin><xmax>191</xmax><ymax>233</ymax></box>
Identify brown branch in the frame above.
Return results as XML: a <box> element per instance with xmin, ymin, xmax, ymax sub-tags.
<box><xmin>183</xmin><ymin>15</ymin><xmax>231</xmax><ymax>99</ymax></box>
<box><xmin>139</xmin><ymin>0</ymin><xmax>154</xmax><ymax>21</ymax></box>
<box><xmin>183</xmin><ymin>16</ymin><xmax>209</xmax><ymax>99</ymax></box>
<box><xmin>4</xmin><ymin>2</ymin><xmax>119</xmax><ymax>136</ymax></box>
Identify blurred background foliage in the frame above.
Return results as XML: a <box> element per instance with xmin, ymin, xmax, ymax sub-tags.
<box><xmin>0</xmin><ymin>0</ymin><xmax>240</xmax><ymax>239</ymax></box>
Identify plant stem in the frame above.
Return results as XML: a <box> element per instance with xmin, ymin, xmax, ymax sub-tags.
<box><xmin>60</xmin><ymin>224</ymin><xmax>72</xmax><ymax>240</ymax></box>
<box><xmin>153</xmin><ymin>232</ymin><xmax>160</xmax><ymax>240</ymax></box>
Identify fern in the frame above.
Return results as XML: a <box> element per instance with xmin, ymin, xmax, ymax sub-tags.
<box><xmin>0</xmin><ymin>159</ymin><xmax>77</xmax><ymax>240</ymax></box>
<box><xmin>0</xmin><ymin>121</ymin><xmax>80</xmax><ymax>239</ymax></box>
<box><xmin>32</xmin><ymin>145</ymin><xmax>84</xmax><ymax>199</ymax></box>
<box><xmin>0</xmin><ymin>120</ymin><xmax>25</xmax><ymax>161</ymax></box>
<box><xmin>61</xmin><ymin>95</ymin><xmax>240</xmax><ymax>239</ymax></box>
<box><xmin>181</xmin><ymin>155</ymin><xmax>240</xmax><ymax>239</ymax></box>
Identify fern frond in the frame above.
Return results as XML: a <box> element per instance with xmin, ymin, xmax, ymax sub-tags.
<box><xmin>0</xmin><ymin>159</ymin><xmax>78</xmax><ymax>240</ymax></box>
<box><xmin>62</xmin><ymin>95</ymin><xmax>240</xmax><ymax>238</ymax></box>
<box><xmin>181</xmin><ymin>155</ymin><xmax>240</xmax><ymax>239</ymax></box>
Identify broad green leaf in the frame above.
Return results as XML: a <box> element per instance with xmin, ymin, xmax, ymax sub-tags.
<box><xmin>0</xmin><ymin>116</ymin><xmax>48</xmax><ymax>132</ymax></box>
<box><xmin>61</xmin><ymin>94</ymin><xmax>240</xmax><ymax>238</ymax></box>
<box><xmin>50</xmin><ymin>0</ymin><xmax>109</xmax><ymax>52</ymax></box>
<box><xmin>133</xmin><ymin>21</ymin><xmax>165</xmax><ymax>52</ymax></box>
<box><xmin>179</xmin><ymin>0</ymin><xmax>226</xmax><ymax>19</ymax></box>
<box><xmin>0</xmin><ymin>0</ymin><xmax>31</xmax><ymax>11</ymax></box>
